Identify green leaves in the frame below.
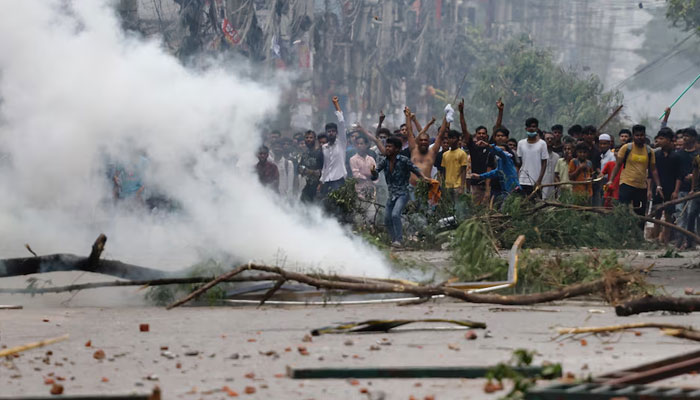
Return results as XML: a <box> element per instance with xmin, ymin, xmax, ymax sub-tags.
<box><xmin>466</xmin><ymin>36</ymin><xmax>623</xmax><ymax>138</ymax></box>
<box><xmin>667</xmin><ymin>0</ymin><xmax>700</xmax><ymax>33</ymax></box>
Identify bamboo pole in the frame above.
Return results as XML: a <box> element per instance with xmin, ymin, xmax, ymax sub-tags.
<box><xmin>0</xmin><ymin>334</ymin><xmax>69</xmax><ymax>357</ymax></box>
<box><xmin>659</xmin><ymin>72</ymin><xmax>700</xmax><ymax>120</ymax></box>
<box><xmin>556</xmin><ymin>323</ymin><xmax>693</xmax><ymax>335</ymax></box>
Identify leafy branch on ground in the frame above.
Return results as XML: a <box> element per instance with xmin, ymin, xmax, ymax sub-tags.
<box><xmin>485</xmin><ymin>349</ymin><xmax>562</xmax><ymax>400</ymax></box>
<box><xmin>145</xmin><ymin>260</ymin><xmax>233</xmax><ymax>306</ymax></box>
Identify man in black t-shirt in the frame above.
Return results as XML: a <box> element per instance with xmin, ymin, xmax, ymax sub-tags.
<box><xmin>650</xmin><ymin>128</ymin><xmax>682</xmax><ymax>244</ymax></box>
<box><xmin>298</xmin><ymin>130</ymin><xmax>324</xmax><ymax>203</ymax></box>
<box><xmin>458</xmin><ymin>100</ymin><xmax>496</xmax><ymax>205</ymax></box>
<box><xmin>677</xmin><ymin>128</ymin><xmax>700</xmax><ymax>249</ymax></box>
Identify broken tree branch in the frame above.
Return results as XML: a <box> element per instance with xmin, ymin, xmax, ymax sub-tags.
<box><xmin>616</xmin><ymin>295</ymin><xmax>700</xmax><ymax>316</ymax></box>
<box><xmin>0</xmin><ymin>234</ymin><xmax>167</xmax><ymax>281</ymax></box>
<box><xmin>165</xmin><ymin>262</ymin><xmax>635</xmax><ymax>309</ymax></box>
<box><xmin>0</xmin><ymin>275</ymin><xmax>284</xmax><ymax>295</ymax></box>
<box><xmin>166</xmin><ymin>264</ymin><xmax>251</xmax><ymax>309</ymax></box>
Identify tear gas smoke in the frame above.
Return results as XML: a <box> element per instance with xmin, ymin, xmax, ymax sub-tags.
<box><xmin>0</xmin><ymin>1</ymin><xmax>389</xmax><ymax>277</ymax></box>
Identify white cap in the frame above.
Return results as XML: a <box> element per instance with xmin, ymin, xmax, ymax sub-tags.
<box><xmin>599</xmin><ymin>133</ymin><xmax>611</xmax><ymax>142</ymax></box>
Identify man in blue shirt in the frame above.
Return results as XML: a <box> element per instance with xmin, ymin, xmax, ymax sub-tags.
<box><xmin>471</xmin><ymin>127</ymin><xmax>521</xmax><ymax>203</ymax></box>
<box><xmin>371</xmin><ymin>136</ymin><xmax>427</xmax><ymax>247</ymax></box>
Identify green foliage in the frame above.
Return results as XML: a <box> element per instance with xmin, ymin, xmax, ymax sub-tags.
<box><xmin>659</xmin><ymin>247</ymin><xmax>684</xmax><ymax>258</ymax></box>
<box><xmin>486</xmin><ymin>349</ymin><xmax>562</xmax><ymax>400</ymax></box>
<box><xmin>467</xmin><ymin>36</ymin><xmax>623</xmax><ymax>138</ymax></box>
<box><xmin>451</xmin><ymin>219</ymin><xmax>509</xmax><ymax>281</ymax></box>
<box><xmin>513</xmin><ymin>250</ymin><xmax>645</xmax><ymax>295</ymax></box>
<box><xmin>144</xmin><ymin>260</ymin><xmax>232</xmax><ymax>306</ymax></box>
<box><xmin>667</xmin><ymin>0</ymin><xmax>700</xmax><ymax>34</ymax></box>
<box><xmin>497</xmin><ymin>196</ymin><xmax>645</xmax><ymax>249</ymax></box>
<box><xmin>325</xmin><ymin>178</ymin><xmax>362</xmax><ymax>224</ymax></box>
<box><xmin>449</xmin><ymin>216</ymin><xmax>654</xmax><ymax>297</ymax></box>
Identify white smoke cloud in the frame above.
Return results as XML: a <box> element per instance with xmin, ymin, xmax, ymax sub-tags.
<box><xmin>0</xmin><ymin>0</ymin><xmax>389</xmax><ymax>277</ymax></box>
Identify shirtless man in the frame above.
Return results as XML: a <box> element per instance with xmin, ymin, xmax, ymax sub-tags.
<box><xmin>404</xmin><ymin>106</ymin><xmax>446</xmax><ymax>186</ymax></box>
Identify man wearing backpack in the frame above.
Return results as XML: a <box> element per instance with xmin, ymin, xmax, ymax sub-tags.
<box><xmin>607</xmin><ymin>125</ymin><xmax>663</xmax><ymax>221</ymax></box>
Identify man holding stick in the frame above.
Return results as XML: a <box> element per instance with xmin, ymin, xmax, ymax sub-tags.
<box><xmin>607</xmin><ymin>125</ymin><xmax>663</xmax><ymax>227</ymax></box>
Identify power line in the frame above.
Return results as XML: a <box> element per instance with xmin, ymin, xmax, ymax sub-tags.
<box><xmin>609</xmin><ymin>31</ymin><xmax>697</xmax><ymax>90</ymax></box>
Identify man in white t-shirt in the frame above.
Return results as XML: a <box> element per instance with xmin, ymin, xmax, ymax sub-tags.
<box><xmin>517</xmin><ymin>117</ymin><xmax>549</xmax><ymax>198</ymax></box>
<box><xmin>320</xmin><ymin>96</ymin><xmax>348</xmax><ymax>197</ymax></box>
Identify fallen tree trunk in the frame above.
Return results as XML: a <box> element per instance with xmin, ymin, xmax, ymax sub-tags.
<box><xmin>616</xmin><ymin>296</ymin><xmax>700</xmax><ymax>316</ymax></box>
<box><xmin>167</xmin><ymin>263</ymin><xmax>635</xmax><ymax>309</ymax></box>
<box><xmin>0</xmin><ymin>234</ymin><xmax>168</xmax><ymax>281</ymax></box>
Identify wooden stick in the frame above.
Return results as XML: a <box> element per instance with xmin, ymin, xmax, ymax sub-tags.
<box><xmin>258</xmin><ymin>278</ymin><xmax>286</xmax><ymax>308</ymax></box>
<box><xmin>0</xmin><ymin>334</ymin><xmax>69</xmax><ymax>357</ymax></box>
<box><xmin>650</xmin><ymin>191</ymin><xmax>700</xmax><ymax>213</ymax></box>
<box><xmin>166</xmin><ymin>264</ymin><xmax>251</xmax><ymax>309</ymax></box>
<box><xmin>0</xmin><ymin>275</ymin><xmax>283</xmax><ymax>294</ymax></box>
<box><xmin>598</xmin><ymin>104</ymin><xmax>624</xmax><ymax>133</ymax></box>
<box><xmin>663</xmin><ymin>328</ymin><xmax>700</xmax><ymax>342</ymax></box>
<box><xmin>556</xmin><ymin>322</ymin><xmax>693</xmax><ymax>335</ymax></box>
<box><xmin>539</xmin><ymin>177</ymin><xmax>603</xmax><ymax>189</ymax></box>
<box><xmin>637</xmin><ymin>214</ymin><xmax>700</xmax><ymax>244</ymax></box>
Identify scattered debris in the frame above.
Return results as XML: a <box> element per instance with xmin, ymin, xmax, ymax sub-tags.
<box><xmin>49</xmin><ymin>383</ymin><xmax>63</xmax><ymax>395</ymax></box>
<box><xmin>0</xmin><ymin>334</ymin><xmax>69</xmax><ymax>358</ymax></box>
<box><xmin>222</xmin><ymin>385</ymin><xmax>238</xmax><ymax>397</ymax></box>
<box><xmin>0</xmin><ymin>305</ymin><xmax>22</xmax><ymax>310</ymax></box>
<box><xmin>139</xmin><ymin>324</ymin><xmax>150</xmax><ymax>332</ymax></box>
<box><xmin>465</xmin><ymin>331</ymin><xmax>478</xmax><ymax>340</ymax></box>
<box><xmin>93</xmin><ymin>350</ymin><xmax>106</xmax><ymax>360</ymax></box>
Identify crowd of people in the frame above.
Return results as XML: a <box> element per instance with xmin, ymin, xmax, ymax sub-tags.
<box><xmin>256</xmin><ymin>97</ymin><xmax>700</xmax><ymax>249</ymax></box>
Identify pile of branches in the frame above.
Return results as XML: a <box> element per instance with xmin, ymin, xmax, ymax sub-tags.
<box><xmin>0</xmin><ymin>234</ymin><xmax>641</xmax><ymax>309</ymax></box>
<box><xmin>2</xmin><ymin>227</ymin><xmax>698</xmax><ymax>315</ymax></box>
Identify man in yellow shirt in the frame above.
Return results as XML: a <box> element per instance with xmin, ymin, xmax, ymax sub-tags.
<box><xmin>607</xmin><ymin>124</ymin><xmax>663</xmax><ymax>221</ymax></box>
<box><xmin>441</xmin><ymin>130</ymin><xmax>468</xmax><ymax>197</ymax></box>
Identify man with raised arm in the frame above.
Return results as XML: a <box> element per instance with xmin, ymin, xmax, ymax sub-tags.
<box><xmin>371</xmin><ymin>136</ymin><xmax>427</xmax><ymax>248</ymax></box>
<box><xmin>404</xmin><ymin>106</ymin><xmax>445</xmax><ymax>187</ymax></box>
<box><xmin>320</xmin><ymin>96</ymin><xmax>348</xmax><ymax>197</ymax></box>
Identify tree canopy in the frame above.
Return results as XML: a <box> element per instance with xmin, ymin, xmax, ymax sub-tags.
<box><xmin>667</xmin><ymin>0</ymin><xmax>700</xmax><ymax>34</ymax></box>
<box><xmin>465</xmin><ymin>36</ymin><xmax>623</xmax><ymax>139</ymax></box>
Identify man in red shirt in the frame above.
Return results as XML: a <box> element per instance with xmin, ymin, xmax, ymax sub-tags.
<box><xmin>256</xmin><ymin>145</ymin><xmax>279</xmax><ymax>193</ymax></box>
